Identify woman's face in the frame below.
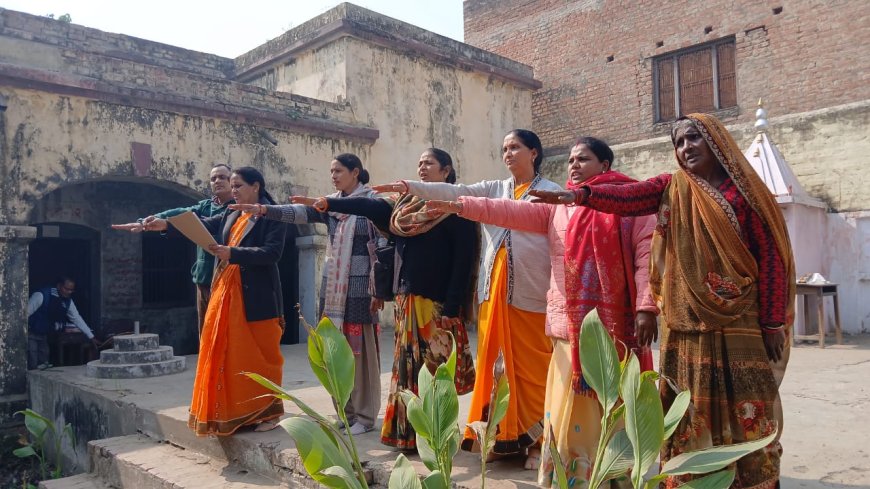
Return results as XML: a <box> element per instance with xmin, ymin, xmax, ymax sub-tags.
<box><xmin>230</xmin><ymin>173</ymin><xmax>260</xmax><ymax>205</ymax></box>
<box><xmin>673</xmin><ymin>123</ymin><xmax>718</xmax><ymax>176</ymax></box>
<box><xmin>418</xmin><ymin>152</ymin><xmax>449</xmax><ymax>183</ymax></box>
<box><xmin>502</xmin><ymin>134</ymin><xmax>537</xmax><ymax>176</ymax></box>
<box><xmin>567</xmin><ymin>144</ymin><xmax>609</xmax><ymax>185</ymax></box>
<box><xmin>330</xmin><ymin>160</ymin><xmax>359</xmax><ymax>194</ymax></box>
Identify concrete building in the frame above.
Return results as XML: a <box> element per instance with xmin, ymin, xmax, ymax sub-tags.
<box><xmin>0</xmin><ymin>4</ymin><xmax>539</xmax><ymax>428</ymax></box>
<box><xmin>464</xmin><ymin>0</ymin><xmax>870</xmax><ymax>334</ymax></box>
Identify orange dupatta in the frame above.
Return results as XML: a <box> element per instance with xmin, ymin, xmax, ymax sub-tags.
<box><xmin>650</xmin><ymin>113</ymin><xmax>795</xmax><ymax>335</ymax></box>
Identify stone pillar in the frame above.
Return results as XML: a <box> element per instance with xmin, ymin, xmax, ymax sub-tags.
<box><xmin>295</xmin><ymin>234</ymin><xmax>327</xmax><ymax>343</ymax></box>
<box><xmin>0</xmin><ymin>224</ymin><xmax>37</xmax><ymax>429</ymax></box>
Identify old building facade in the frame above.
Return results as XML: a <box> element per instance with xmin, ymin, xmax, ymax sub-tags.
<box><xmin>0</xmin><ymin>4</ymin><xmax>539</xmax><ymax>426</ymax></box>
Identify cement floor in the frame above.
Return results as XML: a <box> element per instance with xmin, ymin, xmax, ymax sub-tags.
<box><xmin>34</xmin><ymin>329</ymin><xmax>870</xmax><ymax>487</ymax></box>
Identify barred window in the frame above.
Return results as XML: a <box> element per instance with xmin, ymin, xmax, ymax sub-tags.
<box><xmin>654</xmin><ymin>38</ymin><xmax>736</xmax><ymax>122</ymax></box>
<box><xmin>142</xmin><ymin>233</ymin><xmax>195</xmax><ymax>307</ymax></box>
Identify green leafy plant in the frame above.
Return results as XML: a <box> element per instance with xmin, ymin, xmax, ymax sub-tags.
<box><xmin>565</xmin><ymin>309</ymin><xmax>778</xmax><ymax>489</ymax></box>
<box><xmin>465</xmin><ymin>350</ymin><xmax>510</xmax><ymax>489</ymax></box>
<box><xmin>13</xmin><ymin>408</ymin><xmax>75</xmax><ymax>482</ymax></box>
<box><xmin>246</xmin><ymin>315</ymin><xmax>368</xmax><ymax>488</ymax></box>
<box><xmin>389</xmin><ymin>333</ymin><xmax>460</xmax><ymax>489</ymax></box>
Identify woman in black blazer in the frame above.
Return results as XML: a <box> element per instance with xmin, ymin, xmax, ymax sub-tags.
<box><xmin>113</xmin><ymin>167</ymin><xmax>287</xmax><ymax>436</ymax></box>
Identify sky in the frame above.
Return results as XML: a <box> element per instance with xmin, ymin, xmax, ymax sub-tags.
<box><xmin>1</xmin><ymin>0</ymin><xmax>465</xmax><ymax>58</ymax></box>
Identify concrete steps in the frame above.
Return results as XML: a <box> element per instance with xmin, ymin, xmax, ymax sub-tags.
<box><xmin>86</xmin><ymin>334</ymin><xmax>185</xmax><ymax>379</ymax></box>
<box><xmin>39</xmin><ymin>473</ymin><xmax>108</xmax><ymax>489</ymax></box>
<box><xmin>52</xmin><ymin>434</ymin><xmax>288</xmax><ymax>489</ymax></box>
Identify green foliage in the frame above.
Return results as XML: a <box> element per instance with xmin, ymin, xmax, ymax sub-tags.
<box><xmin>398</xmin><ymin>333</ymin><xmax>461</xmax><ymax>489</ymax></box>
<box><xmin>388</xmin><ymin>454</ymin><xmax>423</xmax><ymax>489</ymax></box>
<box><xmin>466</xmin><ymin>350</ymin><xmax>511</xmax><ymax>488</ymax></box>
<box><xmin>245</xmin><ymin>316</ymin><xmax>367</xmax><ymax>488</ymax></box>
<box><xmin>558</xmin><ymin>308</ymin><xmax>780</xmax><ymax>489</ymax></box>
<box><xmin>13</xmin><ymin>408</ymin><xmax>75</xmax><ymax>481</ymax></box>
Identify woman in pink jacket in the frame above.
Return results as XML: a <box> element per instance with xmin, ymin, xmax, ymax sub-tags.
<box><xmin>428</xmin><ymin>137</ymin><xmax>658</xmax><ymax>487</ymax></box>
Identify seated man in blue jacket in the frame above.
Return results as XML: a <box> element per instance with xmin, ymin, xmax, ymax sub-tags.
<box><xmin>27</xmin><ymin>275</ymin><xmax>98</xmax><ymax>370</ymax></box>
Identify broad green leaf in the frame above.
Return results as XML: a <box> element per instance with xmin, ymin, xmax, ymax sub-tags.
<box><xmin>663</xmin><ymin>390</ymin><xmax>692</xmax><ymax>441</ymax></box>
<box><xmin>621</xmin><ymin>355</ymin><xmax>664</xmax><ymax>488</ymax></box>
<box><xmin>640</xmin><ymin>370</ymin><xmax>660</xmax><ymax>384</ymax></box>
<box><xmin>608</xmin><ymin>404</ymin><xmax>626</xmax><ymax>425</ymax></box>
<box><xmin>644</xmin><ymin>474</ymin><xmax>668</xmax><ymax>489</ymax></box>
<box><xmin>389</xmin><ymin>454</ymin><xmax>423</xmax><ymax>489</ymax></box>
<box><xmin>598</xmin><ymin>430</ymin><xmax>634</xmax><ymax>481</ymax></box>
<box><xmin>676</xmin><ymin>470</ymin><xmax>736</xmax><ymax>489</ymax></box>
<box><xmin>319</xmin><ymin>466</ymin><xmax>365</xmax><ymax>489</ymax></box>
<box><xmin>401</xmin><ymin>391</ymin><xmax>432</xmax><ymax>439</ymax></box>
<box><xmin>418</xmin><ymin>362</ymin><xmax>435</xmax><ymax>400</ymax></box>
<box><xmin>444</xmin><ymin>332</ymin><xmax>457</xmax><ymax>380</ymax></box>
<box><xmin>17</xmin><ymin>409</ymin><xmax>51</xmax><ymax>439</ymax></box>
<box><xmin>244</xmin><ymin>373</ymin><xmax>334</xmax><ymax>427</ymax></box>
<box><xmin>662</xmin><ymin>430</ymin><xmax>778</xmax><ymax>476</ymax></box>
<box><xmin>13</xmin><ymin>446</ymin><xmax>37</xmax><ymax>458</ymax></box>
<box><xmin>308</xmin><ymin>318</ymin><xmax>356</xmax><ymax>410</ymax></box>
<box><xmin>431</xmin><ymin>365</ymin><xmax>460</xmax><ymax>451</ymax></box>
<box><xmin>547</xmin><ymin>425</ymin><xmax>569</xmax><ymax>489</ymax></box>
<box><xmin>422</xmin><ymin>471</ymin><xmax>449</xmax><ymax>489</ymax></box>
<box><xmin>279</xmin><ymin>417</ymin><xmax>360</xmax><ymax>488</ymax></box>
<box><xmin>579</xmin><ymin>309</ymin><xmax>621</xmax><ymax>413</ymax></box>
<box><xmin>489</xmin><ymin>374</ymin><xmax>511</xmax><ymax>431</ymax></box>
<box><xmin>416</xmin><ymin>434</ymin><xmax>439</xmax><ymax>472</ymax></box>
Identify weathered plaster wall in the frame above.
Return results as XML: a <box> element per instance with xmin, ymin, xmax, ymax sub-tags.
<box><xmin>245</xmin><ymin>39</ymin><xmax>349</xmax><ymax>105</ymax></box>
<box><xmin>0</xmin><ymin>87</ymin><xmax>372</xmax><ymax>224</ymax></box>
<box><xmin>346</xmin><ymin>38</ymin><xmax>533</xmax><ymax>185</ymax></box>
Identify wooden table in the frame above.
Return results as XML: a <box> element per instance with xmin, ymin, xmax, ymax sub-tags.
<box><xmin>794</xmin><ymin>283</ymin><xmax>842</xmax><ymax>348</ymax></box>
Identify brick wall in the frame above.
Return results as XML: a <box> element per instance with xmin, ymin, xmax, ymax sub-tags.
<box><xmin>464</xmin><ymin>0</ymin><xmax>870</xmax><ymax>151</ymax></box>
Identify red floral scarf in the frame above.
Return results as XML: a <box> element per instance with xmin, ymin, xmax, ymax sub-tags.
<box><xmin>565</xmin><ymin>171</ymin><xmax>648</xmax><ymax>390</ymax></box>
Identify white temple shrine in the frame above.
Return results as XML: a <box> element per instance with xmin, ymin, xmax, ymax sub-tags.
<box><xmin>744</xmin><ymin>102</ymin><xmax>830</xmax><ymax>338</ymax></box>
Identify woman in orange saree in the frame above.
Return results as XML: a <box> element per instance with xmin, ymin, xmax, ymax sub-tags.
<box><xmin>117</xmin><ymin>167</ymin><xmax>288</xmax><ymax>436</ymax></box>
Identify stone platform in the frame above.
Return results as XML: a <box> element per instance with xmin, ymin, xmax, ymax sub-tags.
<box><xmin>86</xmin><ymin>334</ymin><xmax>185</xmax><ymax>379</ymax></box>
<box><xmin>28</xmin><ymin>330</ymin><xmax>870</xmax><ymax>488</ymax></box>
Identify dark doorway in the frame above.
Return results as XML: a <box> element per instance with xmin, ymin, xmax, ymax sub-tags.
<box><xmin>277</xmin><ymin>225</ymin><xmax>300</xmax><ymax>344</ymax></box>
<box><xmin>28</xmin><ymin>223</ymin><xmax>101</xmax><ymax>329</ymax></box>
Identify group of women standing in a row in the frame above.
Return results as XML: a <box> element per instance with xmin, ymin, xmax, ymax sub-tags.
<box><xmin>115</xmin><ymin>112</ymin><xmax>793</xmax><ymax>489</ymax></box>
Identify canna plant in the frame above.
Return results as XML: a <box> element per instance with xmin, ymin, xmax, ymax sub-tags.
<box><xmin>392</xmin><ymin>332</ymin><xmax>460</xmax><ymax>489</ymax></box>
<box><xmin>465</xmin><ymin>350</ymin><xmax>511</xmax><ymax>489</ymax></box>
<box><xmin>570</xmin><ymin>309</ymin><xmax>778</xmax><ymax>489</ymax></box>
<box><xmin>246</xmin><ymin>315</ymin><xmax>368</xmax><ymax>488</ymax></box>
<box><xmin>14</xmin><ymin>408</ymin><xmax>76</xmax><ymax>483</ymax></box>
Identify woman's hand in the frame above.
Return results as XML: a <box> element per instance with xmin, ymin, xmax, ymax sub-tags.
<box><xmin>372</xmin><ymin>181</ymin><xmax>408</xmax><ymax>194</ymax></box>
<box><xmin>111</xmin><ymin>218</ymin><xmax>167</xmax><ymax>232</ymax></box>
<box><xmin>208</xmin><ymin>244</ymin><xmax>231</xmax><ymax>261</ymax></box>
<box><xmin>290</xmin><ymin>195</ymin><xmax>328</xmax><ymax>212</ymax></box>
<box><xmin>370</xmin><ymin>297</ymin><xmax>384</xmax><ymax>315</ymax></box>
<box><xmin>763</xmin><ymin>328</ymin><xmax>786</xmax><ymax>363</ymax></box>
<box><xmin>425</xmin><ymin>200</ymin><xmax>462</xmax><ymax>216</ymax></box>
<box><xmin>635</xmin><ymin>311</ymin><xmax>658</xmax><ymax>347</ymax></box>
<box><xmin>229</xmin><ymin>203</ymin><xmax>265</xmax><ymax>215</ymax></box>
<box><xmin>528</xmin><ymin>189</ymin><xmax>576</xmax><ymax>205</ymax></box>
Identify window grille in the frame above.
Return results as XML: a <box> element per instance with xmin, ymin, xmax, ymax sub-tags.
<box><xmin>142</xmin><ymin>233</ymin><xmax>195</xmax><ymax>307</ymax></box>
<box><xmin>654</xmin><ymin>38</ymin><xmax>736</xmax><ymax>122</ymax></box>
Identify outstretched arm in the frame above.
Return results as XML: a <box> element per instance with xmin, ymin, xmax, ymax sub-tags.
<box><xmin>374</xmin><ymin>179</ymin><xmax>498</xmax><ymax>201</ymax></box>
<box><xmin>324</xmin><ymin>197</ymin><xmax>393</xmax><ymax>230</ymax></box>
<box><xmin>456</xmin><ymin>196</ymin><xmax>551</xmax><ymax>234</ymax></box>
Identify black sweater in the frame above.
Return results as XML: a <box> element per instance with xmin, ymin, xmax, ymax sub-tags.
<box><xmin>326</xmin><ymin>197</ymin><xmax>475</xmax><ymax>318</ymax></box>
<box><xmin>168</xmin><ymin>198</ymin><xmax>287</xmax><ymax>322</ymax></box>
